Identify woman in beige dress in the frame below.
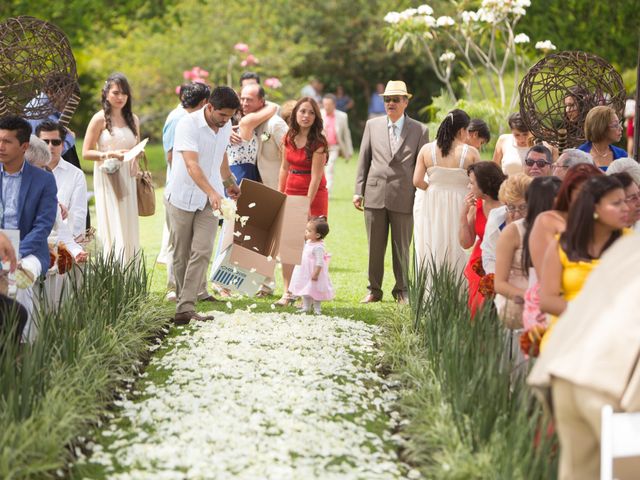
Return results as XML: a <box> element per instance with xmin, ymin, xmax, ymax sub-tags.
<box><xmin>82</xmin><ymin>73</ymin><xmax>140</xmax><ymax>263</ymax></box>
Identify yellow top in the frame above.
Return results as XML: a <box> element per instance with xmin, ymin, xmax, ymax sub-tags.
<box><xmin>541</xmin><ymin>230</ymin><xmax>630</xmax><ymax>351</ymax></box>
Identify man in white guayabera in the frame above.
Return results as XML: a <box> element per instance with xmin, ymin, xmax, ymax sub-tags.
<box><xmin>164</xmin><ymin>86</ymin><xmax>241</xmax><ymax>325</ymax></box>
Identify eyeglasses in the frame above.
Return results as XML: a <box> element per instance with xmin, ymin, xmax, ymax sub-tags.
<box><xmin>609</xmin><ymin>122</ymin><xmax>623</xmax><ymax>130</ymax></box>
<box><xmin>383</xmin><ymin>97</ymin><xmax>404</xmax><ymax>103</ymax></box>
<box><xmin>505</xmin><ymin>204</ymin><xmax>528</xmax><ymax>213</ymax></box>
<box><xmin>553</xmin><ymin>163</ymin><xmax>569</xmax><ymax>169</ymax></box>
<box><xmin>42</xmin><ymin>139</ymin><xmax>63</xmax><ymax>146</ymax></box>
<box><xmin>625</xmin><ymin>194</ymin><xmax>640</xmax><ymax>203</ymax></box>
<box><xmin>525</xmin><ymin>159</ymin><xmax>551</xmax><ymax>168</ymax></box>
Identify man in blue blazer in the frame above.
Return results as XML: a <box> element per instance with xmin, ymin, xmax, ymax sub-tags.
<box><xmin>0</xmin><ymin>115</ymin><xmax>57</xmax><ymax>280</ymax></box>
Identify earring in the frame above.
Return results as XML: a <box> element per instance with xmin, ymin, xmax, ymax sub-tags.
<box><xmin>593</xmin><ymin>212</ymin><xmax>599</xmax><ymax>220</ymax></box>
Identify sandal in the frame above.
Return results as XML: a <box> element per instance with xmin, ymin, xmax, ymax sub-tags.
<box><xmin>274</xmin><ymin>293</ymin><xmax>296</xmax><ymax>307</ymax></box>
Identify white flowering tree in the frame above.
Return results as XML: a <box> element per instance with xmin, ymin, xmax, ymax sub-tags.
<box><xmin>384</xmin><ymin>1</ymin><xmax>556</xmax><ymax>110</ymax></box>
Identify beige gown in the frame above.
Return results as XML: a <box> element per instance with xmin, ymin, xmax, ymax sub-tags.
<box><xmin>94</xmin><ymin>125</ymin><xmax>139</xmax><ymax>263</ymax></box>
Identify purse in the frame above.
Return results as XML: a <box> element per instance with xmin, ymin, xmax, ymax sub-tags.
<box><xmin>136</xmin><ymin>152</ymin><xmax>156</xmax><ymax>216</ymax></box>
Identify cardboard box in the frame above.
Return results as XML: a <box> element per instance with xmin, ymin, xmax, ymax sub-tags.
<box><xmin>210</xmin><ymin>179</ymin><xmax>309</xmax><ymax>296</ymax></box>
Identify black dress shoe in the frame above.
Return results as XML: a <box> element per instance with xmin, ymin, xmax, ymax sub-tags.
<box><xmin>360</xmin><ymin>294</ymin><xmax>381</xmax><ymax>304</ymax></box>
<box><xmin>173</xmin><ymin>311</ymin><xmax>215</xmax><ymax>325</ymax></box>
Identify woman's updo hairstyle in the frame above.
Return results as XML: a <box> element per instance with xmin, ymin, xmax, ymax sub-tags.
<box><xmin>436</xmin><ymin>109</ymin><xmax>470</xmax><ymax>157</ymax></box>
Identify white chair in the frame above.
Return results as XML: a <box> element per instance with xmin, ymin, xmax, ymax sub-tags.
<box><xmin>601</xmin><ymin>404</ymin><xmax>640</xmax><ymax>480</ymax></box>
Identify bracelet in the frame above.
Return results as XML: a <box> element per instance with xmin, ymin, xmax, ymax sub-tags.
<box><xmin>222</xmin><ymin>176</ymin><xmax>238</xmax><ymax>188</ymax></box>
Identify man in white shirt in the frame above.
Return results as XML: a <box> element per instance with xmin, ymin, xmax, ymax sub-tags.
<box><xmin>164</xmin><ymin>86</ymin><xmax>241</xmax><ymax>325</ymax></box>
<box><xmin>35</xmin><ymin>120</ymin><xmax>87</xmax><ymax>238</ymax></box>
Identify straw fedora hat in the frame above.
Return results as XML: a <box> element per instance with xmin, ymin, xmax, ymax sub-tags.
<box><xmin>382</xmin><ymin>80</ymin><xmax>412</xmax><ymax>99</ymax></box>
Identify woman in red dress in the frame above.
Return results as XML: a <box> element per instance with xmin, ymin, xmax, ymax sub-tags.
<box><xmin>275</xmin><ymin>97</ymin><xmax>328</xmax><ymax>306</ymax></box>
<box><xmin>459</xmin><ymin>161</ymin><xmax>506</xmax><ymax>314</ymax></box>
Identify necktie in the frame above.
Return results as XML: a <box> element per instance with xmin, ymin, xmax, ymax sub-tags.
<box><xmin>390</xmin><ymin>124</ymin><xmax>399</xmax><ymax>153</ymax></box>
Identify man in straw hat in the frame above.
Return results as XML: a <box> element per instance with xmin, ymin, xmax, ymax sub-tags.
<box><xmin>354</xmin><ymin>80</ymin><xmax>428</xmax><ymax>304</ymax></box>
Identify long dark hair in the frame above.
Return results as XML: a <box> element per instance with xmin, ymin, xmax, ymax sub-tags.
<box><xmin>436</xmin><ymin>109</ymin><xmax>470</xmax><ymax>157</ymax></box>
<box><xmin>286</xmin><ymin>97</ymin><xmax>327</xmax><ymax>162</ymax></box>
<box><xmin>560</xmin><ymin>175</ymin><xmax>625</xmax><ymax>261</ymax></box>
<box><xmin>521</xmin><ymin>176</ymin><xmax>562</xmax><ymax>274</ymax></box>
<box><xmin>101</xmin><ymin>73</ymin><xmax>137</xmax><ymax>136</ymax></box>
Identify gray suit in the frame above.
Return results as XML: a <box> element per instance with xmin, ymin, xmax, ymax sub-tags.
<box><xmin>355</xmin><ymin>114</ymin><xmax>428</xmax><ymax>299</ymax></box>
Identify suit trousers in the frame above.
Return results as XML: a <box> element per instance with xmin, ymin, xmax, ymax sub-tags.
<box><xmin>165</xmin><ymin>199</ymin><xmax>217</xmax><ymax>314</ymax></box>
<box><xmin>364</xmin><ymin>207</ymin><xmax>413</xmax><ymax>299</ymax></box>
<box><xmin>551</xmin><ymin>377</ymin><xmax>620</xmax><ymax>480</ymax></box>
<box><xmin>325</xmin><ymin>145</ymin><xmax>340</xmax><ymax>192</ymax></box>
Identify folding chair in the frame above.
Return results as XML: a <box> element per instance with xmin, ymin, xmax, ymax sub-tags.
<box><xmin>601</xmin><ymin>404</ymin><xmax>640</xmax><ymax>480</ymax></box>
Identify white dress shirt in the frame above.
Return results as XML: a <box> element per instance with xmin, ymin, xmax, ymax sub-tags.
<box><xmin>52</xmin><ymin>159</ymin><xmax>88</xmax><ymax>237</ymax></box>
<box><xmin>165</xmin><ymin>108</ymin><xmax>231</xmax><ymax>212</ymax></box>
<box><xmin>481</xmin><ymin>205</ymin><xmax>507</xmax><ymax>274</ymax></box>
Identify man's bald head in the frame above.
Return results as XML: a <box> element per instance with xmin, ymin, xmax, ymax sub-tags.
<box><xmin>240</xmin><ymin>84</ymin><xmax>266</xmax><ymax>114</ymax></box>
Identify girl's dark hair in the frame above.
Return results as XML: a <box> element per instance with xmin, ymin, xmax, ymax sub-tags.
<box><xmin>507</xmin><ymin>112</ymin><xmax>527</xmax><ymax>132</ymax></box>
<box><xmin>436</xmin><ymin>109</ymin><xmax>470</xmax><ymax>157</ymax></box>
<box><xmin>554</xmin><ymin>163</ymin><xmax>603</xmax><ymax>212</ymax></box>
<box><xmin>468</xmin><ymin>118</ymin><xmax>490</xmax><ymax>143</ymax></box>
<box><xmin>467</xmin><ymin>161</ymin><xmax>506</xmax><ymax>200</ymax></box>
<box><xmin>311</xmin><ymin>217</ymin><xmax>330</xmax><ymax>239</ymax></box>
<box><xmin>286</xmin><ymin>97</ymin><xmax>328</xmax><ymax>162</ymax></box>
<box><xmin>521</xmin><ymin>176</ymin><xmax>563</xmax><ymax>274</ymax></box>
<box><xmin>102</xmin><ymin>73</ymin><xmax>137</xmax><ymax>136</ymax></box>
<box><xmin>180</xmin><ymin>82</ymin><xmax>211</xmax><ymax>109</ymax></box>
<box><xmin>560</xmin><ymin>175</ymin><xmax>625</xmax><ymax>261</ymax></box>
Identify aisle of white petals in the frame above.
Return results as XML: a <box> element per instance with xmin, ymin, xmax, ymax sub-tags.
<box><xmin>78</xmin><ymin>311</ymin><xmax>415</xmax><ymax>479</ymax></box>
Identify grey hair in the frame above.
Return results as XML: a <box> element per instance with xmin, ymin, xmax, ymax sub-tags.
<box><xmin>557</xmin><ymin>148</ymin><xmax>595</xmax><ymax>168</ymax></box>
<box><xmin>606</xmin><ymin>157</ymin><xmax>640</xmax><ymax>185</ymax></box>
<box><xmin>25</xmin><ymin>135</ymin><xmax>51</xmax><ymax>168</ymax></box>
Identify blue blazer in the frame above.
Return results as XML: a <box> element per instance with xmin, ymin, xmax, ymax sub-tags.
<box><xmin>3</xmin><ymin>161</ymin><xmax>58</xmax><ymax>275</ymax></box>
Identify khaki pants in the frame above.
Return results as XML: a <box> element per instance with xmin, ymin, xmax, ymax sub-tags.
<box><xmin>165</xmin><ymin>199</ymin><xmax>217</xmax><ymax>314</ymax></box>
<box><xmin>552</xmin><ymin>377</ymin><xmax>620</xmax><ymax>480</ymax></box>
<box><xmin>364</xmin><ymin>207</ymin><xmax>412</xmax><ymax>300</ymax></box>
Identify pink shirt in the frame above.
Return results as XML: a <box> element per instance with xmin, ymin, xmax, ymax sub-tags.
<box><xmin>324</xmin><ymin>112</ymin><xmax>337</xmax><ymax>146</ymax></box>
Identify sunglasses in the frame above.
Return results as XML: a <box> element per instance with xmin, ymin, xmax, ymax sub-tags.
<box><xmin>524</xmin><ymin>159</ymin><xmax>550</xmax><ymax>168</ymax></box>
<box><xmin>383</xmin><ymin>97</ymin><xmax>404</xmax><ymax>103</ymax></box>
<box><xmin>42</xmin><ymin>138</ymin><xmax>63</xmax><ymax>146</ymax></box>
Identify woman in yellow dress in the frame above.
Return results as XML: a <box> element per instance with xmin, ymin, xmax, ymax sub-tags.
<box><xmin>539</xmin><ymin>175</ymin><xmax>630</xmax><ymax>349</ymax></box>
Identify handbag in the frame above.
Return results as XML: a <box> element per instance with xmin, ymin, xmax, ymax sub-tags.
<box><xmin>136</xmin><ymin>152</ymin><xmax>156</xmax><ymax>216</ymax></box>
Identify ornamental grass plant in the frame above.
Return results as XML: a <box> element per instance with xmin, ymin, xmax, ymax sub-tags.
<box><xmin>0</xmin><ymin>254</ymin><xmax>170</xmax><ymax>479</ymax></box>
<box><xmin>382</xmin><ymin>259</ymin><xmax>557</xmax><ymax>479</ymax></box>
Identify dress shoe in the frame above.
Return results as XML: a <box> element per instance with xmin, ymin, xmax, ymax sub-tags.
<box><xmin>360</xmin><ymin>294</ymin><xmax>381</xmax><ymax>304</ymax></box>
<box><xmin>395</xmin><ymin>293</ymin><xmax>409</xmax><ymax>305</ymax></box>
<box><xmin>173</xmin><ymin>311</ymin><xmax>215</xmax><ymax>325</ymax></box>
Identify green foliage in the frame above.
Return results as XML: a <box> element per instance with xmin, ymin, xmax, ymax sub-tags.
<box><xmin>380</xmin><ymin>260</ymin><xmax>558</xmax><ymax>479</ymax></box>
<box><xmin>0</xmin><ymin>255</ymin><xmax>170</xmax><ymax>479</ymax></box>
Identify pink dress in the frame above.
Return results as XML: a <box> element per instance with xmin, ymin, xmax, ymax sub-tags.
<box><xmin>289</xmin><ymin>240</ymin><xmax>335</xmax><ymax>301</ymax></box>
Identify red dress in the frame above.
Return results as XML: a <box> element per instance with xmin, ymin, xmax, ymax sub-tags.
<box><xmin>284</xmin><ymin>137</ymin><xmax>328</xmax><ymax>217</ymax></box>
<box><xmin>463</xmin><ymin>198</ymin><xmax>488</xmax><ymax>314</ymax></box>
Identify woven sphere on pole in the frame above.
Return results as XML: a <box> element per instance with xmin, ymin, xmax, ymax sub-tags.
<box><xmin>518</xmin><ymin>51</ymin><xmax>625</xmax><ymax>149</ymax></box>
<box><xmin>0</xmin><ymin>16</ymin><xmax>78</xmax><ymax>119</ymax></box>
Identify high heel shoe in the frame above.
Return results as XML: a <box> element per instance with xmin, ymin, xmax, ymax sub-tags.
<box><xmin>274</xmin><ymin>293</ymin><xmax>296</xmax><ymax>307</ymax></box>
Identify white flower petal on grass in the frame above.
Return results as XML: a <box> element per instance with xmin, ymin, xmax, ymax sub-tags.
<box><xmin>81</xmin><ymin>313</ymin><xmax>407</xmax><ymax>478</ymax></box>
<box><xmin>514</xmin><ymin>33</ymin><xmax>530</xmax><ymax>44</ymax></box>
<box><xmin>226</xmin><ymin>301</ymin><xmax>233</xmax><ymax>309</ymax></box>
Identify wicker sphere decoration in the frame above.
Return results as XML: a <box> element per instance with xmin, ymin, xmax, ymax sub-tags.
<box><xmin>519</xmin><ymin>51</ymin><xmax>625</xmax><ymax>149</ymax></box>
<box><xmin>0</xmin><ymin>16</ymin><xmax>78</xmax><ymax>120</ymax></box>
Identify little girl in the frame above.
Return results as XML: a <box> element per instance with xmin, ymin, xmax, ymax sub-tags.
<box><xmin>289</xmin><ymin>218</ymin><xmax>335</xmax><ymax>314</ymax></box>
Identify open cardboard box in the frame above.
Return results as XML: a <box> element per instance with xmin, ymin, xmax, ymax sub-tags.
<box><xmin>211</xmin><ymin>179</ymin><xmax>309</xmax><ymax>296</ymax></box>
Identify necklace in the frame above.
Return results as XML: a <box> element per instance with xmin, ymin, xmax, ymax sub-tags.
<box><xmin>591</xmin><ymin>143</ymin><xmax>610</xmax><ymax>157</ymax></box>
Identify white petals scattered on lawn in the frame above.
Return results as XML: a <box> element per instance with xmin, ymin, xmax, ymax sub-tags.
<box><xmin>81</xmin><ymin>312</ymin><xmax>410</xmax><ymax>479</ymax></box>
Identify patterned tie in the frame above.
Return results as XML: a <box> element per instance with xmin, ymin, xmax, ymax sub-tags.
<box><xmin>389</xmin><ymin>124</ymin><xmax>399</xmax><ymax>153</ymax></box>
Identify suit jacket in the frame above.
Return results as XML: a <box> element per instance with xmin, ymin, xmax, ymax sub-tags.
<box><xmin>2</xmin><ymin>161</ymin><xmax>58</xmax><ymax>274</ymax></box>
<box><xmin>355</xmin><ymin>114</ymin><xmax>428</xmax><ymax>213</ymax></box>
<box><xmin>528</xmin><ymin>233</ymin><xmax>640</xmax><ymax>412</ymax></box>
<box><xmin>255</xmin><ymin>114</ymin><xmax>288</xmax><ymax>190</ymax></box>
<box><xmin>321</xmin><ymin>109</ymin><xmax>354</xmax><ymax>159</ymax></box>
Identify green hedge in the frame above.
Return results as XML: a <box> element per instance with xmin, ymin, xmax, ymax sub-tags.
<box><xmin>0</xmin><ymin>255</ymin><xmax>170</xmax><ymax>479</ymax></box>
<box><xmin>380</xmin><ymin>261</ymin><xmax>557</xmax><ymax>479</ymax></box>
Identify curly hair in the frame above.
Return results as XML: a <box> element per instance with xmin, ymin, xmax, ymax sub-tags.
<box><xmin>286</xmin><ymin>97</ymin><xmax>327</xmax><ymax>162</ymax></box>
<box><xmin>101</xmin><ymin>73</ymin><xmax>137</xmax><ymax>137</ymax></box>
<box><xmin>498</xmin><ymin>173</ymin><xmax>532</xmax><ymax>204</ymax></box>
<box><xmin>467</xmin><ymin>161</ymin><xmax>506</xmax><ymax>200</ymax></box>
<box><xmin>436</xmin><ymin>109</ymin><xmax>470</xmax><ymax>157</ymax></box>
